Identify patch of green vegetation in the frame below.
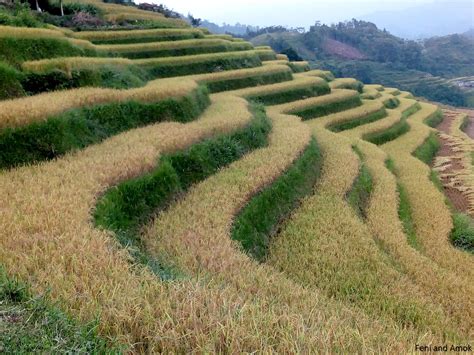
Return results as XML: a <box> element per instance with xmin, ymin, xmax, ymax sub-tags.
<box><xmin>205</xmin><ymin>70</ymin><xmax>292</xmax><ymax>93</ymax></box>
<box><xmin>413</xmin><ymin>132</ymin><xmax>440</xmax><ymax>165</ymax></box>
<box><xmin>364</xmin><ymin>104</ymin><xmax>420</xmax><ymax>145</ymax></box>
<box><xmin>144</xmin><ymin>54</ymin><xmax>262</xmax><ymax>78</ymax></box>
<box><xmin>232</xmin><ymin>137</ymin><xmax>321</xmax><ymax>261</ymax></box>
<box><xmin>460</xmin><ymin>115</ymin><xmax>470</xmax><ymax>133</ymax></box>
<box><xmin>385</xmin><ymin>159</ymin><xmax>422</xmax><ymax>251</ymax></box>
<box><xmin>346</xmin><ymin>146</ymin><xmax>373</xmax><ymax>219</ymax></box>
<box><xmin>21</xmin><ymin>65</ymin><xmax>151</xmax><ymax>94</ymax></box>
<box><xmin>0</xmin><ymin>2</ymin><xmax>45</xmax><ymax>28</ymax></box>
<box><xmin>450</xmin><ymin>213</ymin><xmax>474</xmax><ymax>253</ymax></box>
<box><xmin>0</xmin><ymin>38</ymin><xmax>97</xmax><ymax>68</ymax></box>
<box><xmin>94</xmin><ymin>104</ymin><xmax>272</xmax><ymax>278</ymax></box>
<box><xmin>329</xmin><ymin>107</ymin><xmax>387</xmax><ymax>132</ymax></box>
<box><xmin>424</xmin><ymin>109</ymin><xmax>444</xmax><ymax>128</ymax></box>
<box><xmin>0</xmin><ymin>60</ymin><xmax>24</xmax><ymax>99</ymax></box>
<box><xmin>383</xmin><ymin>97</ymin><xmax>400</xmax><ymax>109</ymax></box>
<box><xmin>295</xmin><ymin>95</ymin><xmax>362</xmax><ymax>120</ymax></box>
<box><xmin>110</xmin><ymin>42</ymin><xmax>253</xmax><ymax>59</ymax></box>
<box><xmin>247</xmin><ymin>82</ymin><xmax>330</xmax><ymax>105</ymax></box>
<box><xmin>0</xmin><ymin>267</ymin><xmax>115</xmax><ymax>353</ymax></box>
<box><xmin>0</xmin><ymin>86</ymin><xmax>210</xmax><ymax>169</ymax></box>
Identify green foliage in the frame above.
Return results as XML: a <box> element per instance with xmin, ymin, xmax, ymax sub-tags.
<box><xmin>346</xmin><ymin>146</ymin><xmax>372</xmax><ymax>219</ymax></box>
<box><xmin>204</xmin><ymin>70</ymin><xmax>292</xmax><ymax>93</ymax></box>
<box><xmin>0</xmin><ymin>60</ymin><xmax>24</xmax><ymax>99</ymax></box>
<box><xmin>94</xmin><ymin>104</ymin><xmax>271</xmax><ymax>277</ymax></box>
<box><xmin>109</xmin><ymin>42</ymin><xmax>253</xmax><ymax>59</ymax></box>
<box><xmin>0</xmin><ymin>267</ymin><xmax>115</xmax><ymax>353</ymax></box>
<box><xmin>450</xmin><ymin>213</ymin><xmax>474</xmax><ymax>253</ymax></box>
<box><xmin>295</xmin><ymin>94</ymin><xmax>362</xmax><ymax>120</ymax></box>
<box><xmin>328</xmin><ymin>108</ymin><xmax>387</xmax><ymax>132</ymax></box>
<box><xmin>21</xmin><ymin>65</ymin><xmax>150</xmax><ymax>94</ymax></box>
<box><xmin>246</xmin><ymin>82</ymin><xmax>330</xmax><ymax>105</ymax></box>
<box><xmin>0</xmin><ymin>86</ymin><xmax>210</xmax><ymax>169</ymax></box>
<box><xmin>0</xmin><ymin>37</ymin><xmax>96</xmax><ymax>68</ymax></box>
<box><xmin>143</xmin><ymin>55</ymin><xmax>262</xmax><ymax>78</ymax></box>
<box><xmin>413</xmin><ymin>132</ymin><xmax>440</xmax><ymax>165</ymax></box>
<box><xmin>364</xmin><ymin>104</ymin><xmax>419</xmax><ymax>145</ymax></box>
<box><xmin>0</xmin><ymin>2</ymin><xmax>44</xmax><ymax>28</ymax></box>
<box><xmin>280</xmin><ymin>47</ymin><xmax>303</xmax><ymax>61</ymax></box>
<box><xmin>385</xmin><ymin>159</ymin><xmax>422</xmax><ymax>251</ymax></box>
<box><xmin>232</xmin><ymin>137</ymin><xmax>322</xmax><ymax>261</ymax></box>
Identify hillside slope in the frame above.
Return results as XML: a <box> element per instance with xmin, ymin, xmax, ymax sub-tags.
<box><xmin>0</xmin><ymin>2</ymin><xmax>473</xmax><ymax>352</ymax></box>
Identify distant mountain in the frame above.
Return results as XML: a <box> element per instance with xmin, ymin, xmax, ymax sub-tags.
<box><xmin>464</xmin><ymin>28</ymin><xmax>474</xmax><ymax>38</ymax></box>
<box><xmin>360</xmin><ymin>0</ymin><xmax>473</xmax><ymax>39</ymax></box>
<box><xmin>200</xmin><ymin>20</ymin><xmax>259</xmax><ymax>36</ymax></box>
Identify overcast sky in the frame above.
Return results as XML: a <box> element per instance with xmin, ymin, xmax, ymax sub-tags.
<box><xmin>150</xmin><ymin>0</ymin><xmax>443</xmax><ymax>27</ymax></box>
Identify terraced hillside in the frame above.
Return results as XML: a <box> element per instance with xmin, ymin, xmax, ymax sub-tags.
<box><xmin>0</xmin><ymin>6</ymin><xmax>473</xmax><ymax>353</ymax></box>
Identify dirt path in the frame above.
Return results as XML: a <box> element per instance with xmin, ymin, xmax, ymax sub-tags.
<box><xmin>434</xmin><ymin>110</ymin><xmax>472</xmax><ymax>215</ymax></box>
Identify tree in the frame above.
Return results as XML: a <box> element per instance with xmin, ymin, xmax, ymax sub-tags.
<box><xmin>188</xmin><ymin>14</ymin><xmax>201</xmax><ymax>27</ymax></box>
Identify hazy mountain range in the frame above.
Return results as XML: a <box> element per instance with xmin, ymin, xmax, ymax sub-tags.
<box><xmin>360</xmin><ymin>0</ymin><xmax>473</xmax><ymax>39</ymax></box>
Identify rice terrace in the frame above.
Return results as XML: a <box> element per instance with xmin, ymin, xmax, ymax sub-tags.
<box><xmin>0</xmin><ymin>0</ymin><xmax>473</xmax><ymax>353</ymax></box>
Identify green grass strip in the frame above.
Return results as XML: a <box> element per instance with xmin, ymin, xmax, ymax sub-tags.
<box><xmin>247</xmin><ymin>82</ymin><xmax>330</xmax><ymax>106</ymax></box>
<box><xmin>0</xmin><ymin>38</ymin><xmax>97</xmax><ymax>68</ymax></box>
<box><xmin>424</xmin><ymin>109</ymin><xmax>444</xmax><ymax>128</ymax></box>
<box><xmin>346</xmin><ymin>146</ymin><xmax>373</xmax><ymax>219</ymax></box>
<box><xmin>0</xmin><ymin>86</ymin><xmax>210</xmax><ymax>170</ymax></box>
<box><xmin>413</xmin><ymin>132</ymin><xmax>440</xmax><ymax>165</ymax></box>
<box><xmin>0</xmin><ymin>266</ymin><xmax>117</xmax><ymax>353</ymax></box>
<box><xmin>109</xmin><ymin>43</ymin><xmax>253</xmax><ymax>59</ymax></box>
<box><xmin>385</xmin><ymin>159</ymin><xmax>423</xmax><ymax>251</ymax></box>
<box><xmin>296</xmin><ymin>95</ymin><xmax>362</xmax><ymax>120</ymax></box>
<box><xmin>204</xmin><ymin>70</ymin><xmax>293</xmax><ymax>93</ymax></box>
<box><xmin>329</xmin><ymin>107</ymin><xmax>387</xmax><ymax>132</ymax></box>
<box><xmin>364</xmin><ymin>103</ymin><xmax>421</xmax><ymax>145</ymax></box>
<box><xmin>143</xmin><ymin>54</ymin><xmax>262</xmax><ymax>78</ymax></box>
<box><xmin>94</xmin><ymin>104</ymin><xmax>272</xmax><ymax>279</ymax></box>
<box><xmin>231</xmin><ymin>137</ymin><xmax>322</xmax><ymax>262</ymax></box>
<box><xmin>450</xmin><ymin>213</ymin><xmax>474</xmax><ymax>253</ymax></box>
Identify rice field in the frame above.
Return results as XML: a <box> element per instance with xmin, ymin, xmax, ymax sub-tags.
<box><xmin>1</xmin><ymin>14</ymin><xmax>473</xmax><ymax>353</ymax></box>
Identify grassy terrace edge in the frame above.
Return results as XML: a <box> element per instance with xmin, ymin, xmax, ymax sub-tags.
<box><xmin>363</xmin><ymin>103</ymin><xmax>422</xmax><ymax>145</ymax></box>
<box><xmin>346</xmin><ymin>146</ymin><xmax>373</xmax><ymax>219</ymax></box>
<box><xmin>385</xmin><ymin>158</ymin><xmax>423</xmax><ymax>251</ymax></box>
<box><xmin>231</xmin><ymin>137</ymin><xmax>321</xmax><ymax>261</ymax></box>
<box><xmin>0</xmin><ymin>86</ymin><xmax>210</xmax><ymax>170</ymax></box>
<box><xmin>94</xmin><ymin>104</ymin><xmax>272</xmax><ymax>278</ymax></box>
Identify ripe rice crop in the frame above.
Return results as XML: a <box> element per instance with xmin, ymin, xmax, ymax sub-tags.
<box><xmin>272</xmin><ymin>89</ymin><xmax>362</xmax><ymax>119</ymax></box>
<box><xmin>0</xmin><ymin>25</ymin><xmax>66</xmax><ymax>39</ymax></box>
<box><xmin>22</xmin><ymin>50</ymin><xmax>265</xmax><ymax>77</ymax></box>
<box><xmin>98</xmin><ymin>39</ymin><xmax>253</xmax><ymax>58</ymax></box>
<box><xmin>73</xmin><ymin>28</ymin><xmax>205</xmax><ymax>44</ymax></box>
<box><xmin>228</xmin><ymin>76</ymin><xmax>330</xmax><ymax>105</ymax></box>
<box><xmin>191</xmin><ymin>64</ymin><xmax>293</xmax><ymax>92</ymax></box>
<box><xmin>276</xmin><ymin>54</ymin><xmax>289</xmax><ymax>61</ymax></box>
<box><xmin>330</xmin><ymin>78</ymin><xmax>364</xmax><ymax>92</ymax></box>
<box><xmin>0</xmin><ymin>77</ymin><xmax>199</xmax><ymax>129</ymax></box>
<box><xmin>299</xmin><ymin>69</ymin><xmax>335</xmax><ymax>81</ymax></box>
<box><xmin>288</xmin><ymin>61</ymin><xmax>310</xmax><ymax>73</ymax></box>
<box><xmin>381</xmin><ymin>104</ymin><xmax>474</xmax><ymax>281</ymax></box>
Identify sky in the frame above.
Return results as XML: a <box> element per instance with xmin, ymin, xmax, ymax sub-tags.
<box><xmin>151</xmin><ymin>0</ymin><xmax>439</xmax><ymax>28</ymax></box>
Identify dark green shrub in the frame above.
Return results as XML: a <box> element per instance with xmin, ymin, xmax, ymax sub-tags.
<box><xmin>0</xmin><ymin>61</ymin><xmax>24</xmax><ymax>99</ymax></box>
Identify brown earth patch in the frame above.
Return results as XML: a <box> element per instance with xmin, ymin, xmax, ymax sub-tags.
<box><xmin>323</xmin><ymin>38</ymin><xmax>366</xmax><ymax>60</ymax></box>
<box><xmin>434</xmin><ymin>110</ymin><xmax>472</xmax><ymax>214</ymax></box>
